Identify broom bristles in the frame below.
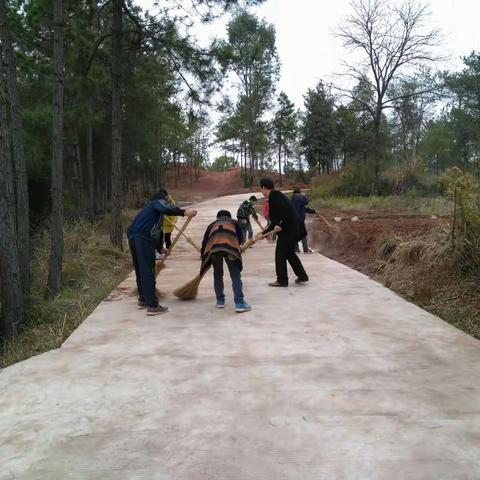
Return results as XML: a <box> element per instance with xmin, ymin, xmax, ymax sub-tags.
<box><xmin>173</xmin><ymin>273</ymin><xmax>203</xmax><ymax>300</ymax></box>
<box><xmin>155</xmin><ymin>261</ymin><xmax>166</xmax><ymax>277</ymax></box>
<box><xmin>130</xmin><ymin>287</ymin><xmax>165</xmax><ymax>298</ymax></box>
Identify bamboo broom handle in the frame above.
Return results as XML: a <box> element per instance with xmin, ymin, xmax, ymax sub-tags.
<box><xmin>157</xmin><ymin>216</ymin><xmax>193</xmax><ymax>268</ymax></box>
<box><xmin>240</xmin><ymin>230</ymin><xmax>275</xmax><ymax>252</ymax></box>
<box><xmin>164</xmin><ymin>217</ymin><xmax>201</xmax><ymax>252</ymax></box>
<box><xmin>319</xmin><ymin>215</ymin><xmax>333</xmax><ymax>229</ymax></box>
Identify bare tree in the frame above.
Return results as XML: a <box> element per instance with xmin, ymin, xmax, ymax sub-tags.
<box><xmin>0</xmin><ymin>66</ymin><xmax>23</xmax><ymax>337</ymax></box>
<box><xmin>0</xmin><ymin>0</ymin><xmax>30</xmax><ymax>294</ymax></box>
<box><xmin>46</xmin><ymin>0</ymin><xmax>65</xmax><ymax>297</ymax></box>
<box><xmin>110</xmin><ymin>0</ymin><xmax>123</xmax><ymax>250</ymax></box>
<box><xmin>337</xmin><ymin>0</ymin><xmax>442</xmax><ymax>181</ymax></box>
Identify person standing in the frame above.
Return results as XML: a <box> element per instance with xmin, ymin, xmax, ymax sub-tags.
<box><xmin>256</xmin><ymin>178</ymin><xmax>309</xmax><ymax>287</ymax></box>
<box><xmin>262</xmin><ymin>198</ymin><xmax>276</xmax><ymax>242</ymax></box>
<box><xmin>155</xmin><ymin>194</ymin><xmax>178</xmax><ymax>260</ymax></box>
<box><xmin>236</xmin><ymin>195</ymin><xmax>261</xmax><ymax>243</ymax></box>
<box><xmin>291</xmin><ymin>188</ymin><xmax>316</xmax><ymax>253</ymax></box>
<box><xmin>200</xmin><ymin>210</ymin><xmax>252</xmax><ymax>312</ymax></box>
<box><xmin>127</xmin><ymin>189</ymin><xmax>197</xmax><ymax>315</ymax></box>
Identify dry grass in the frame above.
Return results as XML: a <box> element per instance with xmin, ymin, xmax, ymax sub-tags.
<box><xmin>311</xmin><ymin>194</ymin><xmax>452</xmax><ymax>217</ymax></box>
<box><xmin>1</xmin><ymin>219</ymin><xmax>131</xmax><ymax>368</ymax></box>
<box><xmin>373</xmin><ymin>228</ymin><xmax>480</xmax><ymax>339</ymax></box>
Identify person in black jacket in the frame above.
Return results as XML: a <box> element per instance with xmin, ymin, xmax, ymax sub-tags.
<box><xmin>291</xmin><ymin>188</ymin><xmax>316</xmax><ymax>253</ymax></box>
<box><xmin>256</xmin><ymin>178</ymin><xmax>309</xmax><ymax>287</ymax></box>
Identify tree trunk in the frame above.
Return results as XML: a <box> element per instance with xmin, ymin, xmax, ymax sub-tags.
<box><xmin>373</xmin><ymin>109</ymin><xmax>382</xmax><ymax>183</ymax></box>
<box><xmin>110</xmin><ymin>0</ymin><xmax>123</xmax><ymax>250</ymax></box>
<box><xmin>73</xmin><ymin>138</ymin><xmax>85</xmax><ymax>216</ymax></box>
<box><xmin>278</xmin><ymin>140</ymin><xmax>282</xmax><ymax>186</ymax></box>
<box><xmin>86</xmin><ymin>100</ymin><xmax>95</xmax><ymax>223</ymax></box>
<box><xmin>0</xmin><ymin>69</ymin><xmax>23</xmax><ymax>337</ymax></box>
<box><xmin>46</xmin><ymin>0</ymin><xmax>64</xmax><ymax>297</ymax></box>
<box><xmin>0</xmin><ymin>0</ymin><xmax>30</xmax><ymax>294</ymax></box>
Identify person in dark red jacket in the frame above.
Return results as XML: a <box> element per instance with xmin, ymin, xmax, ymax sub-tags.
<box><xmin>256</xmin><ymin>178</ymin><xmax>309</xmax><ymax>287</ymax></box>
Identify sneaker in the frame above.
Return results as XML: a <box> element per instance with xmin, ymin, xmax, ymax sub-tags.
<box><xmin>137</xmin><ymin>300</ymin><xmax>147</xmax><ymax>309</ymax></box>
<box><xmin>155</xmin><ymin>252</ymin><xmax>163</xmax><ymax>261</ymax></box>
<box><xmin>235</xmin><ymin>301</ymin><xmax>252</xmax><ymax>313</ymax></box>
<box><xmin>295</xmin><ymin>277</ymin><xmax>309</xmax><ymax>284</ymax></box>
<box><xmin>146</xmin><ymin>305</ymin><xmax>169</xmax><ymax>316</ymax></box>
<box><xmin>216</xmin><ymin>299</ymin><xmax>225</xmax><ymax>309</ymax></box>
<box><xmin>268</xmin><ymin>281</ymin><xmax>288</xmax><ymax>287</ymax></box>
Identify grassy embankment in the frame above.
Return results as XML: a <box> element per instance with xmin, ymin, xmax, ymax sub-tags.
<box><xmin>1</xmin><ymin>218</ymin><xmax>132</xmax><ymax>368</ymax></box>
<box><xmin>308</xmin><ymin>171</ymin><xmax>480</xmax><ymax>339</ymax></box>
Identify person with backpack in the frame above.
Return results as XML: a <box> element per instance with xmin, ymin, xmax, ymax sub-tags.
<box><xmin>127</xmin><ymin>189</ymin><xmax>197</xmax><ymax>316</ymax></box>
<box><xmin>200</xmin><ymin>210</ymin><xmax>251</xmax><ymax>312</ymax></box>
<box><xmin>236</xmin><ymin>195</ymin><xmax>262</xmax><ymax>243</ymax></box>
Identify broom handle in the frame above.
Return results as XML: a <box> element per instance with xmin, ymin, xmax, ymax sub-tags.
<box><xmin>164</xmin><ymin>217</ymin><xmax>201</xmax><ymax>252</ymax></box>
<box><xmin>240</xmin><ymin>230</ymin><xmax>275</xmax><ymax>252</ymax></box>
<box><xmin>320</xmin><ymin>215</ymin><xmax>333</xmax><ymax>229</ymax></box>
<box><xmin>157</xmin><ymin>216</ymin><xmax>193</xmax><ymax>267</ymax></box>
<box><xmin>254</xmin><ymin>217</ymin><xmax>265</xmax><ymax>231</ymax></box>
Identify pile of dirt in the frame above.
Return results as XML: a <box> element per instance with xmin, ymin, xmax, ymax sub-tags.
<box><xmin>309</xmin><ymin>214</ymin><xmax>442</xmax><ymax>273</ymax></box>
<box><xmin>308</xmin><ymin>212</ymin><xmax>480</xmax><ymax>339</ymax></box>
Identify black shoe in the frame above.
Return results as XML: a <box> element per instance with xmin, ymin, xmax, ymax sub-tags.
<box><xmin>137</xmin><ymin>300</ymin><xmax>147</xmax><ymax>309</ymax></box>
<box><xmin>146</xmin><ymin>305</ymin><xmax>169</xmax><ymax>316</ymax></box>
<box><xmin>295</xmin><ymin>277</ymin><xmax>309</xmax><ymax>284</ymax></box>
<box><xmin>269</xmin><ymin>281</ymin><xmax>288</xmax><ymax>287</ymax></box>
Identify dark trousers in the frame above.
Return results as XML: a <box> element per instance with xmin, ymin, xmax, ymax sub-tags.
<box><xmin>212</xmin><ymin>253</ymin><xmax>244</xmax><ymax>303</ymax></box>
<box><xmin>156</xmin><ymin>232</ymin><xmax>172</xmax><ymax>253</ymax></box>
<box><xmin>239</xmin><ymin>220</ymin><xmax>253</xmax><ymax>243</ymax></box>
<box><xmin>275</xmin><ymin>234</ymin><xmax>308</xmax><ymax>285</ymax></box>
<box><xmin>129</xmin><ymin>236</ymin><xmax>158</xmax><ymax>307</ymax></box>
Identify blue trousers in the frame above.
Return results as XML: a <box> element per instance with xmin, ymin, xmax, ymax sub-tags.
<box><xmin>129</xmin><ymin>236</ymin><xmax>158</xmax><ymax>307</ymax></box>
<box><xmin>212</xmin><ymin>253</ymin><xmax>244</xmax><ymax>304</ymax></box>
<box><xmin>239</xmin><ymin>220</ymin><xmax>253</xmax><ymax>243</ymax></box>
<box><xmin>296</xmin><ymin>236</ymin><xmax>309</xmax><ymax>253</ymax></box>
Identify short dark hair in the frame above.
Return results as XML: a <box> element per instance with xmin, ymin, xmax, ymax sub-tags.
<box><xmin>249</xmin><ymin>195</ymin><xmax>258</xmax><ymax>202</ymax></box>
<box><xmin>151</xmin><ymin>188</ymin><xmax>168</xmax><ymax>201</ymax></box>
<box><xmin>293</xmin><ymin>188</ymin><xmax>301</xmax><ymax>194</ymax></box>
<box><xmin>260</xmin><ymin>178</ymin><xmax>274</xmax><ymax>190</ymax></box>
<box><xmin>217</xmin><ymin>210</ymin><xmax>231</xmax><ymax>218</ymax></box>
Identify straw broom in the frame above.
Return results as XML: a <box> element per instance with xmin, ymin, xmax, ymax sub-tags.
<box><xmin>155</xmin><ymin>216</ymin><xmax>194</xmax><ymax>274</ymax></box>
<box><xmin>173</xmin><ymin>233</ymin><xmax>272</xmax><ymax>300</ymax></box>
<box><xmin>164</xmin><ymin>217</ymin><xmax>201</xmax><ymax>253</ymax></box>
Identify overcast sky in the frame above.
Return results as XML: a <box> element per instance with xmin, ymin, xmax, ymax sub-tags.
<box><xmin>138</xmin><ymin>0</ymin><xmax>480</xmax><ymax>109</ymax></box>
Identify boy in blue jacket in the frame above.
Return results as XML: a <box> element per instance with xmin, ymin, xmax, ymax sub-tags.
<box><xmin>127</xmin><ymin>189</ymin><xmax>197</xmax><ymax>315</ymax></box>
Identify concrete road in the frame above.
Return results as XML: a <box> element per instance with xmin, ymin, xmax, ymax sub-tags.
<box><xmin>1</xmin><ymin>193</ymin><xmax>480</xmax><ymax>480</ymax></box>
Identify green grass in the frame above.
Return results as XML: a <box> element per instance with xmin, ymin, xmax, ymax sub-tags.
<box><xmin>1</xmin><ymin>219</ymin><xmax>131</xmax><ymax>368</ymax></box>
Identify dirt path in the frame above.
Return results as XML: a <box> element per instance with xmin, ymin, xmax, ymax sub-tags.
<box><xmin>2</xmin><ymin>193</ymin><xmax>480</xmax><ymax>479</ymax></box>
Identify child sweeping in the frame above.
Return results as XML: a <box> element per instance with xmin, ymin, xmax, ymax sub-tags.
<box><xmin>156</xmin><ymin>194</ymin><xmax>178</xmax><ymax>260</ymax></box>
<box><xmin>200</xmin><ymin>210</ymin><xmax>251</xmax><ymax>313</ymax></box>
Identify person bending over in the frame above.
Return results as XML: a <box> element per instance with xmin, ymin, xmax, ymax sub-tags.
<box><xmin>127</xmin><ymin>189</ymin><xmax>197</xmax><ymax>316</ymax></box>
<box><xmin>201</xmin><ymin>210</ymin><xmax>251</xmax><ymax>313</ymax></box>
<box><xmin>256</xmin><ymin>178</ymin><xmax>309</xmax><ymax>287</ymax></box>
<box><xmin>236</xmin><ymin>195</ymin><xmax>260</xmax><ymax>243</ymax></box>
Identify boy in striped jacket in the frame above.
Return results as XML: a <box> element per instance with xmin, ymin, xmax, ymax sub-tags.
<box><xmin>200</xmin><ymin>210</ymin><xmax>252</xmax><ymax>313</ymax></box>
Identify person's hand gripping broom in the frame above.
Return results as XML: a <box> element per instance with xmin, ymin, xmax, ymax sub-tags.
<box><xmin>173</xmin><ymin>228</ymin><xmax>278</xmax><ymax>300</ymax></box>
